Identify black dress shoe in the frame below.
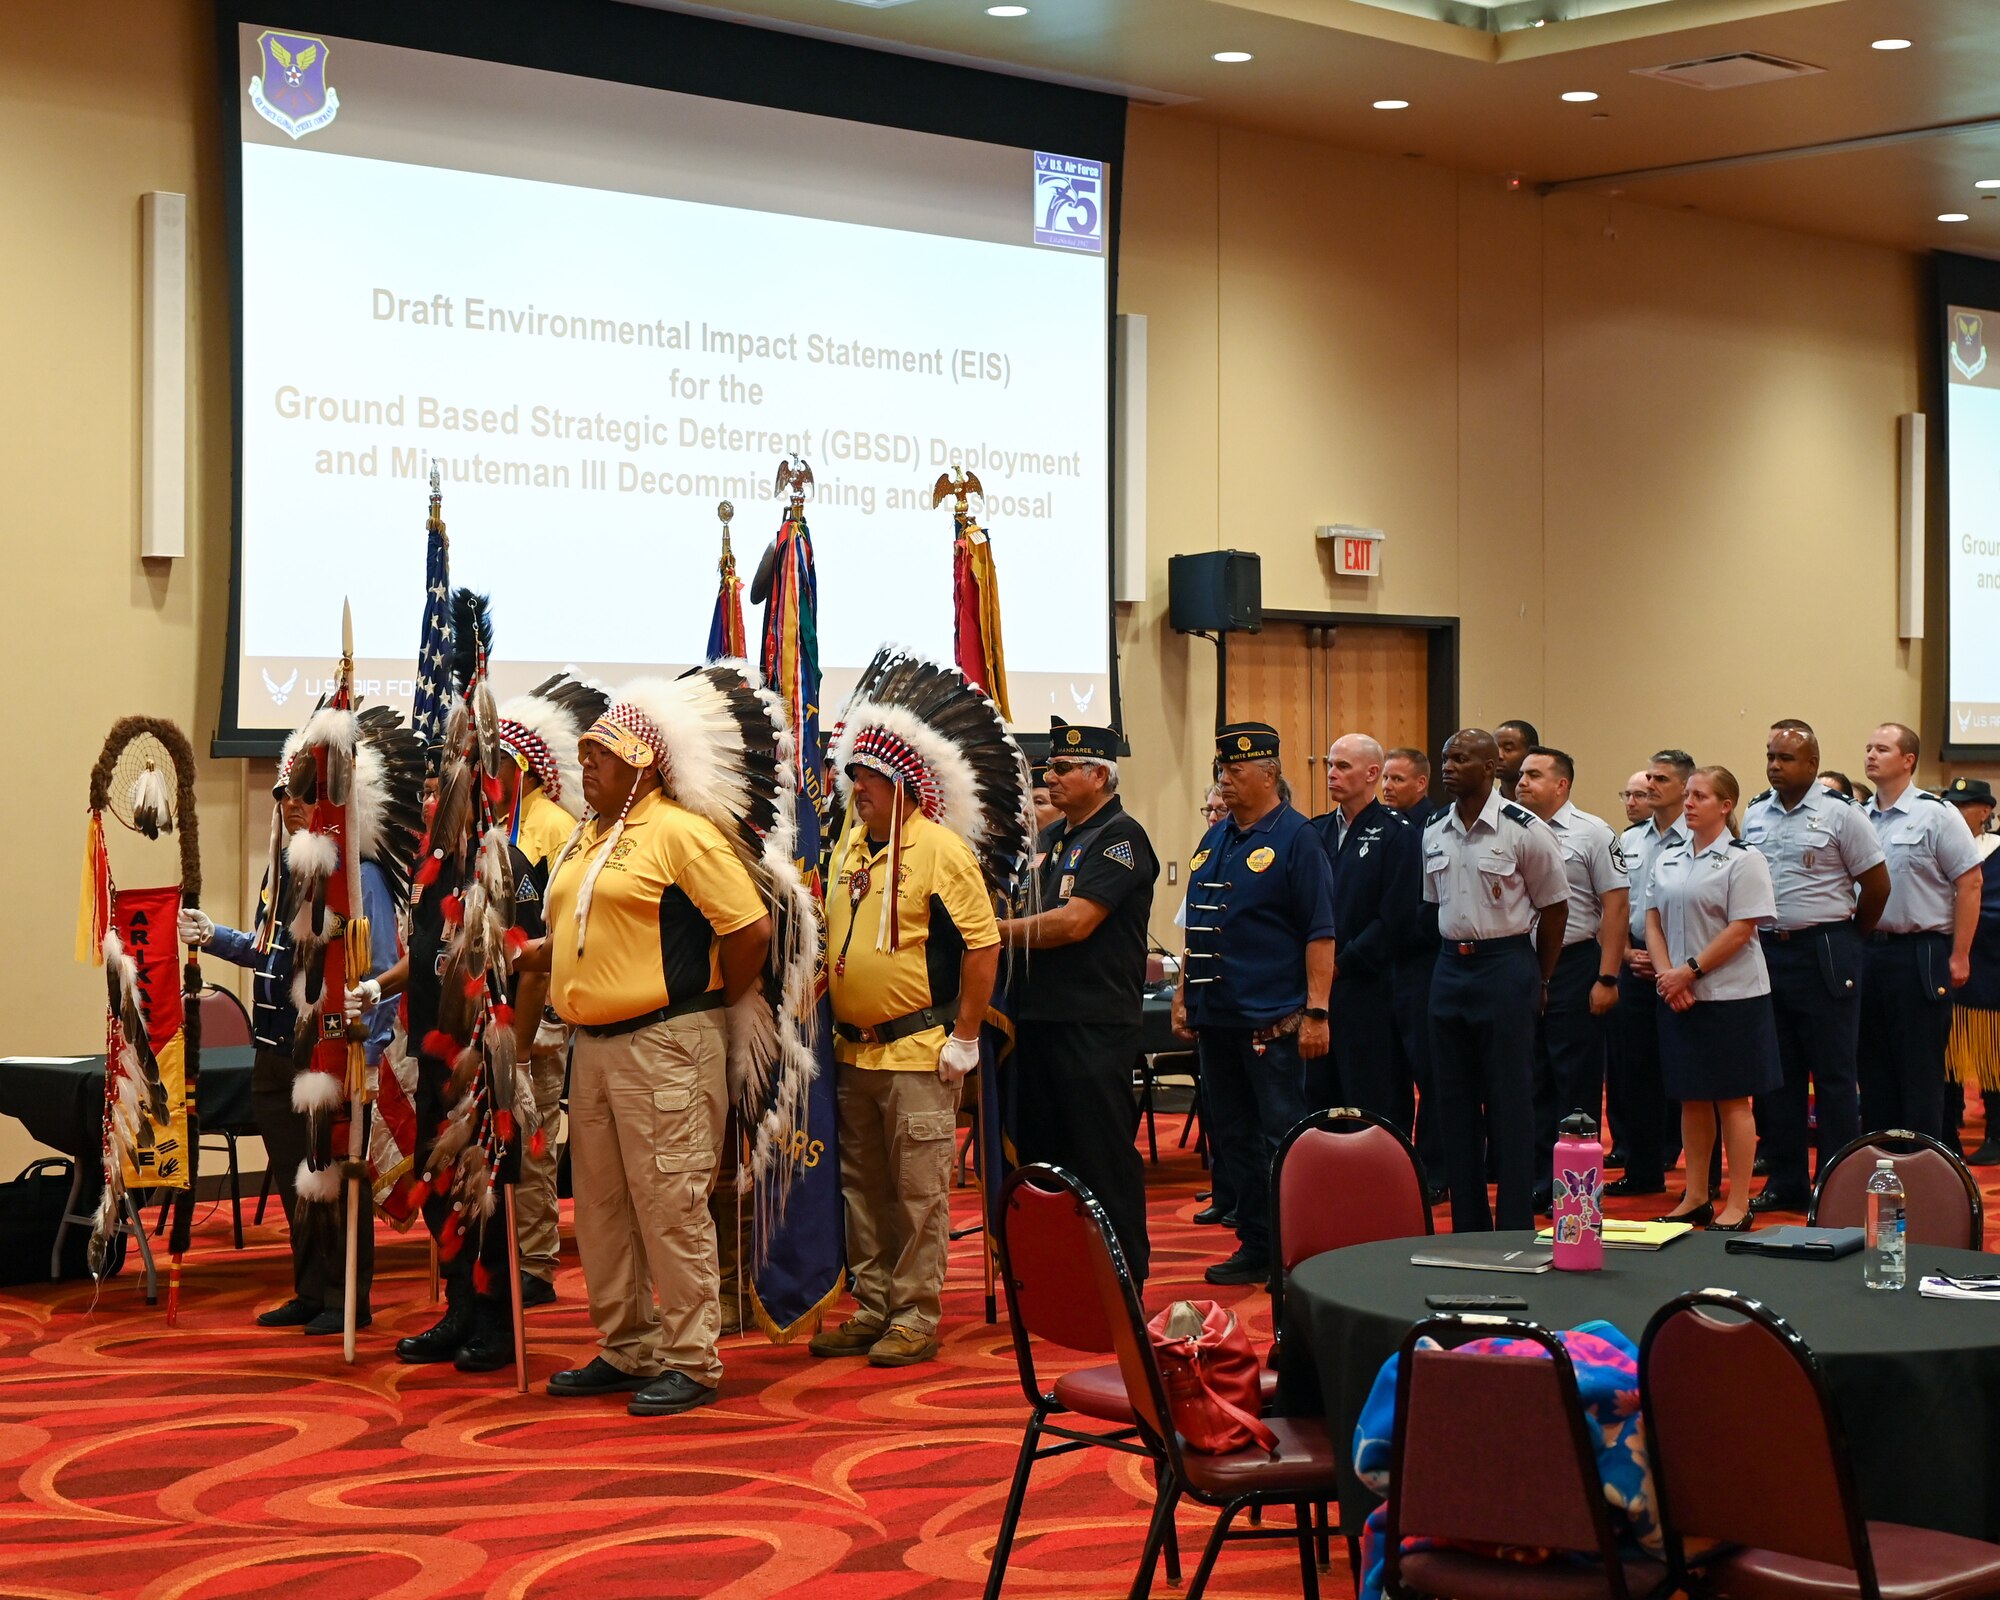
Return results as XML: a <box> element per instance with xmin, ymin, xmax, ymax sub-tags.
<box><xmin>1753</xmin><ymin>1154</ymin><xmax>1770</xmax><ymax>1177</ymax></box>
<box><xmin>1748</xmin><ymin>1187</ymin><xmax>1809</xmax><ymax>1214</ymax></box>
<box><xmin>1603</xmin><ymin>1175</ymin><xmax>1664</xmax><ymax>1197</ymax></box>
<box><xmin>1204</xmin><ymin>1249</ymin><xmax>1268</xmax><ymax>1287</ymax></box>
<box><xmin>1602</xmin><ymin>1147</ymin><xmax>1627</xmax><ymax>1170</ymax></box>
<box><xmin>1967</xmin><ymin>1141</ymin><xmax>2000</xmax><ymax>1167</ymax></box>
<box><xmin>1531</xmin><ymin>1190</ymin><xmax>1553</xmax><ymax>1216</ymax></box>
<box><xmin>1426</xmin><ymin>1184</ymin><xmax>1449</xmax><ymax>1208</ymax></box>
<box><xmin>628</xmin><ymin>1370</ymin><xmax>720</xmax><ymax>1417</ymax></box>
<box><xmin>547</xmin><ymin>1356</ymin><xmax>652</xmax><ymax>1397</ymax></box>
<box><xmin>304</xmin><ymin>1306</ymin><xmax>371</xmax><ymax>1336</ymax></box>
<box><xmin>1709</xmin><ymin>1213</ymin><xmax>1755</xmax><ymax>1232</ymax></box>
<box><xmin>256</xmin><ymin>1297</ymin><xmax>321</xmax><ymax>1328</ymax></box>
<box><xmin>1654</xmin><ymin>1200</ymin><xmax>1714</xmax><ymax>1227</ymax></box>
<box><xmin>1195</xmin><ymin>1189</ymin><xmax>1213</xmax><ymax>1202</ymax></box>
<box><xmin>397</xmin><ymin>1302</ymin><xmax>474</xmax><ymax>1364</ymax></box>
<box><xmin>453</xmin><ymin>1304</ymin><xmax>515</xmax><ymax>1374</ymax></box>
<box><xmin>519</xmin><ymin>1273</ymin><xmax>557</xmax><ymax>1310</ymax></box>
<box><xmin>1192</xmin><ymin>1205</ymin><xmax>1230</xmax><ymax>1226</ymax></box>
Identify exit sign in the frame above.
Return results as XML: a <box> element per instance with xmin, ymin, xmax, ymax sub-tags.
<box><xmin>1318</xmin><ymin>524</ymin><xmax>1383</xmax><ymax>578</ymax></box>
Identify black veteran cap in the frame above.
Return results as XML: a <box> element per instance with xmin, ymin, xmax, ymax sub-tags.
<box><xmin>1049</xmin><ymin>717</ymin><xmax>1120</xmax><ymax>762</ymax></box>
<box><xmin>1947</xmin><ymin>776</ymin><xmax>1996</xmax><ymax>806</ymax></box>
<box><xmin>1030</xmin><ymin>762</ymin><xmax>1051</xmax><ymax>789</ymax></box>
<box><xmin>1216</xmin><ymin>721</ymin><xmax>1280</xmax><ymax>763</ymax></box>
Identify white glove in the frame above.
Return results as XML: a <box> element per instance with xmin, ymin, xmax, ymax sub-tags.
<box><xmin>938</xmin><ymin>1033</ymin><xmax>981</xmax><ymax>1085</ymax></box>
<box><xmin>177</xmin><ymin>909</ymin><xmax>214</xmax><ymax>947</ymax></box>
<box><xmin>344</xmin><ymin>978</ymin><xmax>382</xmax><ymax>1020</ymax></box>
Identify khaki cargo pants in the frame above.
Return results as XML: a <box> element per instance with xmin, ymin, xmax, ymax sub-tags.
<box><xmin>835</xmin><ymin>1063</ymin><xmax>961</xmax><ymax>1336</ymax></box>
<box><xmin>569</xmin><ymin>1009</ymin><xmax>727</xmax><ymax>1387</ymax></box>
<box><xmin>513</xmin><ymin>1043</ymin><xmax>568</xmax><ymax>1281</ymax></box>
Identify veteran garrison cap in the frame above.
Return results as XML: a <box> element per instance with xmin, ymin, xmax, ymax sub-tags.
<box><xmin>1049</xmin><ymin>717</ymin><xmax>1120</xmax><ymax>762</ymax></box>
<box><xmin>1946</xmin><ymin>776</ymin><xmax>1996</xmax><ymax>806</ymax></box>
<box><xmin>1216</xmin><ymin>721</ymin><xmax>1281</xmax><ymax>763</ymax></box>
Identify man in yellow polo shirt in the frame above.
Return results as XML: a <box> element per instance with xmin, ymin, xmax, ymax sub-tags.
<box><xmin>497</xmin><ymin>672</ymin><xmax>608</xmax><ymax>1311</ymax></box>
<box><xmin>528</xmin><ymin>689</ymin><xmax>771</xmax><ymax>1418</ymax></box>
<box><xmin>811</xmin><ymin>724</ymin><xmax>1000</xmax><ymax>1368</ymax></box>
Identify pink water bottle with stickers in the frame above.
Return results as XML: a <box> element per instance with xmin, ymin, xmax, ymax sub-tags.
<box><xmin>1552</xmin><ymin>1111</ymin><xmax>1604</xmax><ymax>1272</ymax></box>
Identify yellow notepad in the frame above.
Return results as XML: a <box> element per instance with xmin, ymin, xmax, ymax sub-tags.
<box><xmin>1534</xmin><ymin>1220</ymin><xmax>1693</xmax><ymax>1251</ymax></box>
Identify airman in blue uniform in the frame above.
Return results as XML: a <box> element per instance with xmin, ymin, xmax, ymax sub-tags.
<box><xmin>1173</xmin><ymin>722</ymin><xmax>1335</xmax><ymax>1286</ymax></box>
<box><xmin>1423</xmin><ymin>729</ymin><xmax>1569</xmax><ymax>1232</ymax></box>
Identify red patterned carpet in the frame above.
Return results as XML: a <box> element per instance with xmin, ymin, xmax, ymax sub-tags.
<box><xmin>1</xmin><ymin>1099</ymin><xmax>1991</xmax><ymax>1600</ymax></box>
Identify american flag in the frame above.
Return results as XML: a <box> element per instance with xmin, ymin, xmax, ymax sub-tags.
<box><xmin>411</xmin><ymin>465</ymin><xmax>453</xmax><ymax>774</ymax></box>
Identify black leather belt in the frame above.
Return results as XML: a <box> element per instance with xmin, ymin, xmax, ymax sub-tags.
<box><xmin>577</xmin><ymin>990</ymin><xmax>725</xmax><ymax>1038</ymax></box>
<box><xmin>1869</xmin><ymin>929</ymin><xmax>1945</xmax><ymax>944</ymax></box>
<box><xmin>1761</xmin><ymin>921</ymin><xmax>1853</xmax><ymax>943</ymax></box>
<box><xmin>835</xmin><ymin>1001</ymin><xmax>956</xmax><ymax>1046</ymax></box>
<box><xmin>1444</xmin><ymin>935</ymin><xmax>1531</xmax><ymax>956</ymax></box>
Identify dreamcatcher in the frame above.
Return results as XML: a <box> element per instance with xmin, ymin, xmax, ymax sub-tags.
<box><xmin>77</xmin><ymin>717</ymin><xmax>203</xmax><ymax>1319</ymax></box>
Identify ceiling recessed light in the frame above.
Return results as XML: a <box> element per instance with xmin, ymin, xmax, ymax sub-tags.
<box><xmin>1212</xmin><ymin>50</ymin><xmax>1253</xmax><ymax>63</ymax></box>
<box><xmin>1978</xmin><ymin>180</ymin><xmax>2000</xmax><ymax>190</ymax></box>
<box><xmin>1561</xmin><ymin>90</ymin><xmax>1599</xmax><ymax>102</ymax></box>
<box><xmin>1373</xmin><ymin>99</ymin><xmax>1409</xmax><ymax>110</ymax></box>
<box><xmin>1940</xmin><ymin>212</ymin><xmax>1971</xmax><ymax>223</ymax></box>
<box><xmin>1871</xmin><ymin>38</ymin><xmax>1913</xmax><ymax>50</ymax></box>
<box><xmin>986</xmin><ymin>4</ymin><xmax>1028</xmax><ymax>13</ymax></box>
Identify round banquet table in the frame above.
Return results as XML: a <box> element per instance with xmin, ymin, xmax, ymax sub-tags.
<box><xmin>1279</xmin><ymin>1230</ymin><xmax>2000</xmax><ymax>1541</ymax></box>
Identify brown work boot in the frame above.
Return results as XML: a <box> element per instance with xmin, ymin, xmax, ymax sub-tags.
<box><xmin>807</xmin><ymin>1315</ymin><xmax>885</xmax><ymax>1358</ymax></box>
<box><xmin>866</xmin><ymin>1324</ymin><xmax>939</xmax><ymax>1367</ymax></box>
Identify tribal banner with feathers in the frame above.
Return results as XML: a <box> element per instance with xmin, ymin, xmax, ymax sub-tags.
<box><xmin>935</xmin><ymin>471</ymin><xmax>1013</xmax><ymax>723</ymax></box>
<box><xmin>78</xmin><ymin>717</ymin><xmax>202</xmax><ymax>1293</ymax></box>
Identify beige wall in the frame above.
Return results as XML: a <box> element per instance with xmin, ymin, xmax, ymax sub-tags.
<box><xmin>0</xmin><ymin>4</ymin><xmax>1952</xmax><ymax>1178</ymax></box>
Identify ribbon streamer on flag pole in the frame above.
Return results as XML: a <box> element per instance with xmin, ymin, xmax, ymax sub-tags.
<box><xmin>707</xmin><ymin>500</ymin><xmax>748</xmax><ymax>663</ymax></box>
<box><xmin>936</xmin><ymin>469</ymin><xmax>1012</xmax><ymax>723</ymax></box>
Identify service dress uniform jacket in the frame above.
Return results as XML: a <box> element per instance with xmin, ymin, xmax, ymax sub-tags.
<box><xmin>1309</xmin><ymin>800</ymin><xmax>1421</xmax><ymax>1122</ymax></box>
<box><xmin>1742</xmin><ymin>785</ymin><xmax>1886</xmax><ymax>1200</ymax></box>
<box><xmin>1011</xmin><ymin>795</ymin><xmax>1158</xmax><ymax>1278</ymax></box>
<box><xmin>1422</xmin><ymin>791</ymin><xmax>1569</xmax><ymax>1233</ymax></box>
<box><xmin>1860</xmin><ymin>786</ymin><xmax>1981</xmax><ymax>1137</ymax></box>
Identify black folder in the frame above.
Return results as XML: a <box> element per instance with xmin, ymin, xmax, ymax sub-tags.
<box><xmin>1723</xmin><ymin>1225</ymin><xmax>1865</xmax><ymax>1260</ymax></box>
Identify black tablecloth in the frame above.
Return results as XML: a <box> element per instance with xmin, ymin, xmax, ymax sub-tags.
<box><xmin>0</xmin><ymin>1048</ymin><xmax>257</xmax><ymax>1167</ymax></box>
<box><xmin>1283</xmin><ymin>1230</ymin><xmax>2000</xmax><ymax>1541</ymax></box>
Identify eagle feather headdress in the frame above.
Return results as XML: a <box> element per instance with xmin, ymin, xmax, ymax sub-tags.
<box><xmin>554</xmin><ymin>661</ymin><xmax>820</xmax><ymax>1189</ymax></box>
<box><xmin>497</xmin><ymin>671</ymin><xmax>608</xmax><ymax>820</ymax></box>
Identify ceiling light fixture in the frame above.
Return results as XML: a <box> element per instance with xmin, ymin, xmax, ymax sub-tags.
<box><xmin>1940</xmin><ymin>212</ymin><xmax>1971</xmax><ymax>223</ymax></box>
<box><xmin>986</xmin><ymin>4</ymin><xmax>1029</xmax><ymax>14</ymax></box>
<box><xmin>1561</xmin><ymin>90</ymin><xmax>1599</xmax><ymax>102</ymax></box>
<box><xmin>1978</xmin><ymin>180</ymin><xmax>2000</xmax><ymax>190</ymax></box>
<box><xmin>1871</xmin><ymin>38</ymin><xmax>1913</xmax><ymax>50</ymax></box>
<box><xmin>1212</xmin><ymin>50</ymin><xmax>1253</xmax><ymax>62</ymax></box>
<box><xmin>1373</xmin><ymin>98</ymin><xmax>1410</xmax><ymax>110</ymax></box>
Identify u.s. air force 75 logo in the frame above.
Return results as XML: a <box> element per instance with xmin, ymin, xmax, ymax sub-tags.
<box><xmin>249</xmin><ymin>31</ymin><xmax>340</xmax><ymax>140</ymax></box>
<box><xmin>1954</xmin><ymin>310</ymin><xmax>1988</xmax><ymax>380</ymax></box>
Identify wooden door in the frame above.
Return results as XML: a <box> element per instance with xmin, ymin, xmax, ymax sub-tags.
<box><xmin>1226</xmin><ymin>623</ymin><xmax>1430</xmax><ymax>817</ymax></box>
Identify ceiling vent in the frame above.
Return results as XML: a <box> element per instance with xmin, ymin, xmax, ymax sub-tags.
<box><xmin>1632</xmin><ymin>52</ymin><xmax>1824</xmax><ymax>90</ymax></box>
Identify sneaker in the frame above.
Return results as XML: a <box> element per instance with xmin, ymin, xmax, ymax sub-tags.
<box><xmin>866</xmin><ymin>1325</ymin><xmax>939</xmax><ymax>1367</ymax></box>
<box><xmin>256</xmin><ymin>1296</ymin><xmax>321</xmax><ymax>1328</ymax></box>
<box><xmin>807</xmin><ymin>1315</ymin><xmax>885</xmax><ymax>1359</ymax></box>
<box><xmin>628</xmin><ymin>1371</ymin><xmax>721</xmax><ymax>1416</ymax></box>
<box><xmin>303</xmin><ymin>1306</ymin><xmax>371</xmax><ymax>1337</ymax></box>
<box><xmin>519</xmin><ymin>1273</ymin><xmax>557</xmax><ymax>1310</ymax></box>
<box><xmin>1204</xmin><ymin>1249</ymin><xmax>1268</xmax><ymax>1288</ymax></box>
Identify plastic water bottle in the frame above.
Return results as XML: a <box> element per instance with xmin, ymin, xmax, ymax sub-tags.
<box><xmin>1865</xmin><ymin>1159</ymin><xmax>1907</xmax><ymax>1291</ymax></box>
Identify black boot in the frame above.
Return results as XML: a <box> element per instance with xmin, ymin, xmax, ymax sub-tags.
<box><xmin>453</xmin><ymin>1297</ymin><xmax>516</xmax><ymax>1374</ymax></box>
<box><xmin>397</xmin><ymin>1298</ymin><xmax>473</xmax><ymax>1364</ymax></box>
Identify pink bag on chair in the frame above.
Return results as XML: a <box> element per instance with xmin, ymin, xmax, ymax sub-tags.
<box><xmin>1146</xmin><ymin>1300</ymin><xmax>1279</xmax><ymax>1454</ymax></box>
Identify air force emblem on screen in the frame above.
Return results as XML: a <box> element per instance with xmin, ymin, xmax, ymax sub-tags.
<box><xmin>1034</xmin><ymin>153</ymin><xmax>1105</xmax><ymax>254</ymax></box>
<box><xmin>249</xmin><ymin>31</ymin><xmax>340</xmax><ymax>141</ymax></box>
<box><xmin>1954</xmin><ymin>312</ymin><xmax>1988</xmax><ymax>381</ymax></box>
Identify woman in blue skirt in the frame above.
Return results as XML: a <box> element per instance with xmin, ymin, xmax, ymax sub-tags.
<box><xmin>1645</xmin><ymin>765</ymin><xmax>1781</xmax><ymax>1231</ymax></box>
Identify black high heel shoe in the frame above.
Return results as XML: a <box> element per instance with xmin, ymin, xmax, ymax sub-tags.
<box><xmin>1654</xmin><ymin>1199</ymin><xmax>1714</xmax><ymax>1226</ymax></box>
<box><xmin>1709</xmin><ymin>1212</ymin><xmax>1755</xmax><ymax>1232</ymax></box>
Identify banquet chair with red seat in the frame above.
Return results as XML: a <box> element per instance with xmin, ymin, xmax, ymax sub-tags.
<box><xmin>1083</xmin><ymin>1175</ymin><xmax>1340</xmax><ymax>1600</ymax></box>
<box><xmin>1808</xmin><ymin>1130</ymin><xmax>1983</xmax><ymax>1250</ymax></box>
<box><xmin>1640</xmin><ymin>1288</ymin><xmax>2000</xmax><ymax>1599</ymax></box>
<box><xmin>1383</xmin><ymin>1314</ymin><xmax>1669</xmax><ymax>1600</ymax></box>
<box><xmin>986</xmin><ymin>1163</ymin><xmax>1179</xmax><ymax>1600</ymax></box>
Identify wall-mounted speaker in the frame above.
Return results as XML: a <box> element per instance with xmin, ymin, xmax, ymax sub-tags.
<box><xmin>1169</xmin><ymin>550</ymin><xmax>1262</xmax><ymax>633</ymax></box>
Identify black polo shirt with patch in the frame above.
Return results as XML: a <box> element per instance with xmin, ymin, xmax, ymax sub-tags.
<box><xmin>1018</xmin><ymin>796</ymin><xmax>1159</xmax><ymax>1027</ymax></box>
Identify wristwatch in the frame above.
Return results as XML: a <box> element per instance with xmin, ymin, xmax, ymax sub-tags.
<box><xmin>1687</xmin><ymin>956</ymin><xmax>1705</xmax><ymax>978</ymax></box>
<box><xmin>1303</xmin><ymin>1006</ymin><xmax>1329</xmax><ymax>1021</ymax></box>
<box><xmin>1593</xmin><ymin>975</ymin><xmax>1618</xmax><ymax>990</ymax></box>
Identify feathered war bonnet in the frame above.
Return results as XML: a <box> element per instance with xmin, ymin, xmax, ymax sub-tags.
<box><xmin>497</xmin><ymin>672</ymin><xmax>609</xmax><ymax>822</ymax></box>
<box><xmin>830</xmin><ymin>646</ymin><xmax>1037</xmax><ymax>950</ymax></box>
<box><xmin>266</xmin><ymin>689</ymin><xmax>424</xmax><ymax>1200</ymax></box>
<box><xmin>558</xmin><ymin>661</ymin><xmax>821</xmax><ymax>1189</ymax></box>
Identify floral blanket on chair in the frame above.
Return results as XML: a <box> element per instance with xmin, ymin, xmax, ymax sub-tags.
<box><xmin>1351</xmin><ymin>1319</ymin><xmax>1660</xmax><ymax>1600</ymax></box>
